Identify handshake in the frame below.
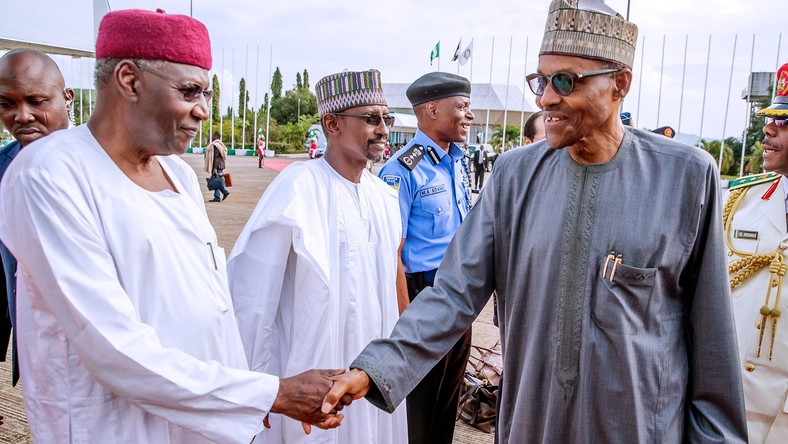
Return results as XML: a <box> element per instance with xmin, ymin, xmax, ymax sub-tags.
<box><xmin>271</xmin><ymin>368</ymin><xmax>373</xmax><ymax>434</ymax></box>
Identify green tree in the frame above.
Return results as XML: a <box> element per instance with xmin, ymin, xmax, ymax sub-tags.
<box><xmin>303</xmin><ymin>69</ymin><xmax>310</xmax><ymax>90</ymax></box>
<box><xmin>279</xmin><ymin>114</ymin><xmax>319</xmax><ymax>151</ymax></box>
<box><xmin>271</xmin><ymin>67</ymin><xmax>283</xmax><ymax>99</ymax></box>
<box><xmin>701</xmin><ymin>137</ymin><xmax>740</xmax><ymax>176</ymax></box>
<box><xmin>271</xmin><ymin>85</ymin><xmax>317</xmax><ymax>125</ymax></box>
<box><xmin>296</xmin><ymin>72</ymin><xmax>302</xmax><ymax>90</ymax></box>
<box><xmin>490</xmin><ymin>124</ymin><xmax>521</xmax><ymax>151</ymax></box>
<box><xmin>211</xmin><ymin>74</ymin><xmax>221</xmax><ymax>125</ymax></box>
<box><xmin>71</xmin><ymin>88</ymin><xmax>96</xmax><ymax>126</ymax></box>
<box><xmin>743</xmin><ymin>141</ymin><xmax>764</xmax><ymax>175</ymax></box>
<box><xmin>238</xmin><ymin>78</ymin><xmax>249</xmax><ymax>119</ymax></box>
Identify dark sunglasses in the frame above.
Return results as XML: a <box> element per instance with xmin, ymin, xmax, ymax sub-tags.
<box><xmin>332</xmin><ymin>112</ymin><xmax>395</xmax><ymax>127</ymax></box>
<box><xmin>526</xmin><ymin>68</ymin><xmax>619</xmax><ymax>97</ymax></box>
<box><xmin>766</xmin><ymin>116</ymin><xmax>788</xmax><ymax>127</ymax></box>
<box><xmin>135</xmin><ymin>64</ymin><xmax>213</xmax><ymax>102</ymax></box>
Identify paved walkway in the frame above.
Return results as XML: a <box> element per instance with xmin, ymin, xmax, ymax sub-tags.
<box><xmin>0</xmin><ymin>153</ymin><xmax>498</xmax><ymax>443</ymax></box>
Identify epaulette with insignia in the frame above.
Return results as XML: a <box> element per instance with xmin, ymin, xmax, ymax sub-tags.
<box><xmin>728</xmin><ymin>172</ymin><xmax>781</xmax><ymax>191</ymax></box>
<box><xmin>397</xmin><ymin>144</ymin><xmax>426</xmax><ymax>171</ymax></box>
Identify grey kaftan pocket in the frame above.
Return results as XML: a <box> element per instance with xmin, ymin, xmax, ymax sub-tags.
<box><xmin>592</xmin><ymin>257</ymin><xmax>657</xmax><ymax>335</ymax></box>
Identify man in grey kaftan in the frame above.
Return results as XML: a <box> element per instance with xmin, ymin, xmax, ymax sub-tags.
<box><xmin>323</xmin><ymin>1</ymin><xmax>747</xmax><ymax>442</ymax></box>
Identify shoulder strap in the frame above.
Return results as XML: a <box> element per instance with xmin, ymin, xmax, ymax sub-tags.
<box><xmin>397</xmin><ymin>144</ymin><xmax>426</xmax><ymax>171</ymax></box>
<box><xmin>728</xmin><ymin>172</ymin><xmax>781</xmax><ymax>191</ymax></box>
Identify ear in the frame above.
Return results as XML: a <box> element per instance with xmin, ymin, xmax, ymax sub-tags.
<box><xmin>613</xmin><ymin>68</ymin><xmax>633</xmax><ymax>100</ymax></box>
<box><xmin>63</xmin><ymin>88</ymin><xmax>75</xmax><ymax>113</ymax></box>
<box><xmin>114</xmin><ymin>60</ymin><xmax>142</xmax><ymax>102</ymax></box>
<box><xmin>424</xmin><ymin>101</ymin><xmax>440</xmax><ymax>121</ymax></box>
<box><xmin>322</xmin><ymin>114</ymin><xmax>341</xmax><ymax>137</ymax></box>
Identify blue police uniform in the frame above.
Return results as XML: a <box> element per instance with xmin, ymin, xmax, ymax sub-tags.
<box><xmin>379</xmin><ymin>128</ymin><xmax>472</xmax><ymax>444</ymax></box>
<box><xmin>379</xmin><ymin>129</ymin><xmax>470</xmax><ymax>276</ymax></box>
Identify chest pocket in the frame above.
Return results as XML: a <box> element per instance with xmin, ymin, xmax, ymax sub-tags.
<box><xmin>419</xmin><ymin>191</ymin><xmax>452</xmax><ymax>237</ymax></box>
<box><xmin>592</xmin><ymin>255</ymin><xmax>657</xmax><ymax>335</ymax></box>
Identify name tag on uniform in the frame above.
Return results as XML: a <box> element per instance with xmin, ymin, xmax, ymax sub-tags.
<box><xmin>382</xmin><ymin>175</ymin><xmax>401</xmax><ymax>191</ymax></box>
<box><xmin>733</xmin><ymin>230</ymin><xmax>759</xmax><ymax>240</ymax></box>
<box><xmin>420</xmin><ymin>185</ymin><xmax>446</xmax><ymax>197</ymax></box>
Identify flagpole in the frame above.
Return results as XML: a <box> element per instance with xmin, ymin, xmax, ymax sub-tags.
<box><xmin>718</xmin><ymin>34</ymin><xmax>738</xmax><ymax>172</ymax></box>
<box><xmin>242</xmin><ymin>45</ymin><xmax>249</xmax><ymax>150</ymax></box>
<box><xmin>437</xmin><ymin>40</ymin><xmax>441</xmax><ymax>72</ymax></box>
<box><xmin>265</xmin><ymin>44</ymin><xmax>272</xmax><ymax>163</ymax></box>
<box><xmin>457</xmin><ymin>38</ymin><xmax>461</xmax><ymax>75</ymax></box>
<box><xmin>502</xmin><ymin>37</ymin><xmax>513</xmax><ymax>151</ymax></box>
<box><xmin>485</xmin><ymin>37</ymin><xmax>495</xmax><ymax>144</ymax></box>
<box><xmin>773</xmin><ymin>33</ymin><xmax>783</xmax><ymax>104</ymax></box>
<box><xmin>231</xmin><ymin>46</ymin><xmax>235</xmax><ymax>149</ymax></box>
<box><xmin>220</xmin><ymin>47</ymin><xmax>224</xmax><ymax>142</ymax></box>
<box><xmin>254</xmin><ymin>45</ymin><xmax>260</xmax><ymax>148</ymax></box>
<box><xmin>740</xmin><ymin>34</ymin><xmax>755</xmax><ymax>177</ymax></box>
<box><xmin>635</xmin><ymin>35</ymin><xmax>645</xmax><ymax>126</ymax></box>
<box><xmin>656</xmin><ymin>35</ymin><xmax>665</xmax><ymax>127</ymax></box>
<box><xmin>677</xmin><ymin>35</ymin><xmax>688</xmax><ymax>136</ymax></box>
<box><xmin>519</xmin><ymin>36</ymin><xmax>529</xmax><ymax>146</ymax></box>
<box><xmin>699</xmin><ymin>35</ymin><xmax>712</xmax><ymax>144</ymax></box>
<box><xmin>468</xmin><ymin>38</ymin><xmax>474</xmax><ymax>145</ymax></box>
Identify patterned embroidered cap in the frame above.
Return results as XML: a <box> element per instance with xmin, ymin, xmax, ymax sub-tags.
<box><xmin>757</xmin><ymin>63</ymin><xmax>788</xmax><ymax>118</ymax></box>
<box><xmin>540</xmin><ymin>0</ymin><xmax>639</xmax><ymax>68</ymax></box>
<box><xmin>315</xmin><ymin>69</ymin><xmax>387</xmax><ymax>117</ymax></box>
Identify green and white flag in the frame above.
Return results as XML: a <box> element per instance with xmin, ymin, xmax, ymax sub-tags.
<box><xmin>430</xmin><ymin>41</ymin><xmax>440</xmax><ymax>65</ymax></box>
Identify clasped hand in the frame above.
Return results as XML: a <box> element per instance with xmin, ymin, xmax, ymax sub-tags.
<box><xmin>270</xmin><ymin>368</ymin><xmax>372</xmax><ymax>434</ymax></box>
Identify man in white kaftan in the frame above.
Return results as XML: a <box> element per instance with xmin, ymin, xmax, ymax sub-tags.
<box><xmin>0</xmin><ymin>10</ymin><xmax>342</xmax><ymax>443</ymax></box>
<box><xmin>229</xmin><ymin>69</ymin><xmax>408</xmax><ymax>444</ymax></box>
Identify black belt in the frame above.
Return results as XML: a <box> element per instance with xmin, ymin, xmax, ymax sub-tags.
<box><xmin>406</xmin><ymin>269</ymin><xmax>437</xmax><ymax>284</ymax></box>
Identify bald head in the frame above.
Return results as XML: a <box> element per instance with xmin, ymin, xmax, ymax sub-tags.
<box><xmin>0</xmin><ymin>49</ymin><xmax>73</xmax><ymax>146</ymax></box>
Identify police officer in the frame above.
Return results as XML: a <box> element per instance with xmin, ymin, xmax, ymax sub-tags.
<box><xmin>723</xmin><ymin>62</ymin><xmax>788</xmax><ymax>443</ymax></box>
<box><xmin>378</xmin><ymin>72</ymin><xmax>474</xmax><ymax>444</ymax></box>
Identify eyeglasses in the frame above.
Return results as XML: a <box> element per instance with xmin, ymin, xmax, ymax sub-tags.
<box><xmin>526</xmin><ymin>68</ymin><xmax>620</xmax><ymax>97</ymax></box>
<box><xmin>766</xmin><ymin>116</ymin><xmax>788</xmax><ymax>127</ymax></box>
<box><xmin>135</xmin><ymin>64</ymin><xmax>213</xmax><ymax>103</ymax></box>
<box><xmin>332</xmin><ymin>112</ymin><xmax>395</xmax><ymax>127</ymax></box>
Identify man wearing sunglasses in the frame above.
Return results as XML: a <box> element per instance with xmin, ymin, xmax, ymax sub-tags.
<box><xmin>228</xmin><ymin>69</ymin><xmax>407</xmax><ymax>444</ymax></box>
<box><xmin>723</xmin><ymin>62</ymin><xmax>788</xmax><ymax>443</ymax></box>
<box><xmin>375</xmin><ymin>71</ymin><xmax>474</xmax><ymax>444</ymax></box>
<box><xmin>0</xmin><ymin>49</ymin><xmax>73</xmax><ymax>391</ymax></box>
<box><xmin>0</xmin><ymin>9</ymin><xmax>346</xmax><ymax>443</ymax></box>
<box><xmin>323</xmin><ymin>1</ymin><xmax>746</xmax><ymax>443</ymax></box>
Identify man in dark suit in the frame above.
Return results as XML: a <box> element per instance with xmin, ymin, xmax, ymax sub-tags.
<box><xmin>472</xmin><ymin>145</ymin><xmax>487</xmax><ymax>189</ymax></box>
<box><xmin>0</xmin><ymin>48</ymin><xmax>73</xmax><ymax>385</ymax></box>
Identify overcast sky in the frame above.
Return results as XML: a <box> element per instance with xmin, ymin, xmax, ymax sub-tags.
<box><xmin>1</xmin><ymin>0</ymin><xmax>786</xmax><ymax>141</ymax></box>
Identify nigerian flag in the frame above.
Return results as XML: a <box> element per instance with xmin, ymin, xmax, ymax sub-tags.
<box><xmin>430</xmin><ymin>41</ymin><xmax>440</xmax><ymax>65</ymax></box>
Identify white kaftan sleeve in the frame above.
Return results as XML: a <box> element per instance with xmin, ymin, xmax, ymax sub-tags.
<box><xmin>0</xmin><ymin>159</ymin><xmax>277</xmax><ymax>443</ymax></box>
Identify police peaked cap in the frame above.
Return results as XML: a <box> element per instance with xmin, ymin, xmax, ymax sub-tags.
<box><xmin>406</xmin><ymin>72</ymin><xmax>471</xmax><ymax>106</ymax></box>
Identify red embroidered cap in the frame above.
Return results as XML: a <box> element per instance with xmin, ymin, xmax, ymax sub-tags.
<box><xmin>95</xmin><ymin>9</ymin><xmax>212</xmax><ymax>70</ymax></box>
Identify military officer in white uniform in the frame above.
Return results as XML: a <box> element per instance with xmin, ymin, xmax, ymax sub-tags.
<box><xmin>723</xmin><ymin>62</ymin><xmax>788</xmax><ymax>443</ymax></box>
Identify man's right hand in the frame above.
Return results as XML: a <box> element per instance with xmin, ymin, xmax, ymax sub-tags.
<box><xmin>321</xmin><ymin>369</ymin><xmax>372</xmax><ymax>414</ymax></box>
<box><xmin>271</xmin><ymin>369</ymin><xmax>347</xmax><ymax>434</ymax></box>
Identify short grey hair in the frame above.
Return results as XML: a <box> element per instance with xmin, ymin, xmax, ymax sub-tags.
<box><xmin>94</xmin><ymin>58</ymin><xmax>166</xmax><ymax>87</ymax></box>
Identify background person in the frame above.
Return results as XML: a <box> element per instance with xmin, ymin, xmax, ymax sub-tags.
<box><xmin>0</xmin><ymin>48</ymin><xmax>73</xmax><ymax>388</ymax></box>
<box><xmin>204</xmin><ymin>131</ymin><xmax>229</xmax><ymax>201</ymax></box>
<box><xmin>377</xmin><ymin>71</ymin><xmax>474</xmax><ymax>444</ymax></box>
<box><xmin>472</xmin><ymin>144</ymin><xmax>486</xmax><ymax>189</ymax></box>
<box><xmin>324</xmin><ymin>1</ymin><xmax>747</xmax><ymax>442</ymax></box>
<box><xmin>229</xmin><ymin>69</ymin><xmax>407</xmax><ymax>444</ymax></box>
<box><xmin>722</xmin><ymin>61</ymin><xmax>788</xmax><ymax>443</ymax></box>
<box><xmin>522</xmin><ymin>110</ymin><xmax>545</xmax><ymax>144</ymax></box>
<box><xmin>0</xmin><ymin>9</ymin><xmax>342</xmax><ymax>443</ymax></box>
<box><xmin>257</xmin><ymin>133</ymin><xmax>266</xmax><ymax>168</ymax></box>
